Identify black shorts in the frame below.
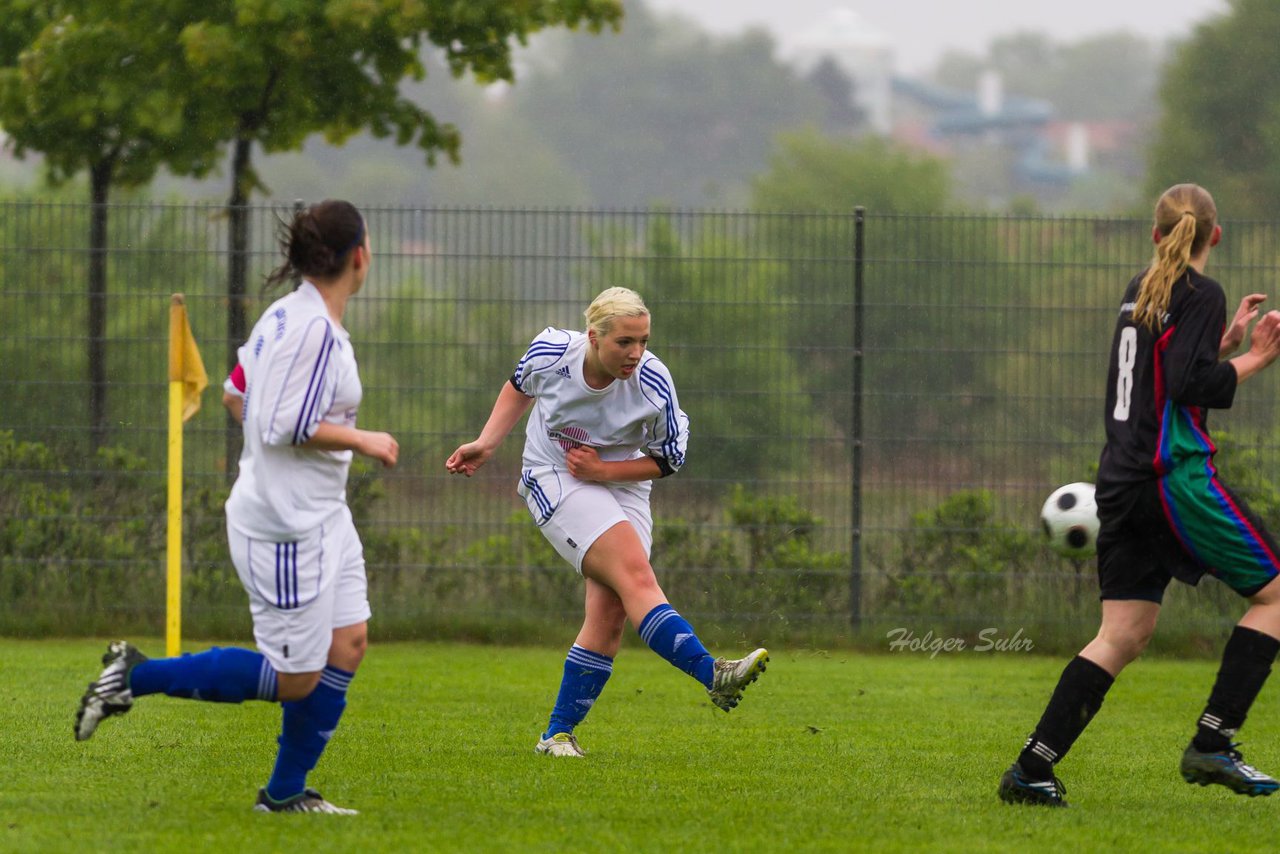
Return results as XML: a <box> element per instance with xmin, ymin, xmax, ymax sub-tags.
<box><xmin>1096</xmin><ymin>480</ymin><xmax>1200</xmax><ymax>603</ymax></box>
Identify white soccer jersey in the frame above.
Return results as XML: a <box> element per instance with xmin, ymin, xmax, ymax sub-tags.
<box><xmin>511</xmin><ymin>328</ymin><xmax>689</xmax><ymax>474</ymax></box>
<box><xmin>225</xmin><ymin>281</ymin><xmax>363</xmax><ymax>540</ymax></box>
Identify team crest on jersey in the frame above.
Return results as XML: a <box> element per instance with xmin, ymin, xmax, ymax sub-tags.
<box><xmin>549</xmin><ymin>425</ymin><xmax>591</xmax><ymax>450</ymax></box>
<box><xmin>554</xmin><ymin>365</ymin><xmax>571</xmax><ymax>379</ymax></box>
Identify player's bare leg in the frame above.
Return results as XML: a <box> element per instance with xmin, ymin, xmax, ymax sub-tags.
<box><xmin>582</xmin><ymin>522</ymin><xmax>768</xmax><ymax>711</ymax></box>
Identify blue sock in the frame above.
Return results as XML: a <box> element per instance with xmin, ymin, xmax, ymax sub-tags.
<box><xmin>637</xmin><ymin>604</ymin><xmax>715</xmax><ymax>688</ymax></box>
<box><xmin>129</xmin><ymin>647</ymin><xmax>278</xmax><ymax>703</ymax></box>
<box><xmin>265</xmin><ymin>665</ymin><xmax>353</xmax><ymax>802</ymax></box>
<box><xmin>544</xmin><ymin>645</ymin><xmax>613</xmax><ymax>739</ymax></box>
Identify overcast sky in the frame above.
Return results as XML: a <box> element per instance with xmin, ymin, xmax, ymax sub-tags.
<box><xmin>643</xmin><ymin>0</ymin><xmax>1228</xmax><ymax>72</ymax></box>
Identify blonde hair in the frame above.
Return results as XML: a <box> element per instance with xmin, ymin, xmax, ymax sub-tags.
<box><xmin>1133</xmin><ymin>183</ymin><xmax>1218</xmax><ymax>332</ymax></box>
<box><xmin>584</xmin><ymin>286</ymin><xmax>649</xmax><ymax>335</ymax></box>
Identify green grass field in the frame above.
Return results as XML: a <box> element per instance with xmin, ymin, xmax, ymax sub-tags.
<box><xmin>3</xmin><ymin>638</ymin><xmax>1279</xmax><ymax>852</ymax></box>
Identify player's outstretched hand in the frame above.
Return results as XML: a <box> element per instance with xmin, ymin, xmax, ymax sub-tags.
<box><xmin>1250</xmin><ymin>310</ymin><xmax>1280</xmax><ymax>364</ymax></box>
<box><xmin>1222</xmin><ymin>293</ymin><xmax>1267</xmax><ymax>356</ymax></box>
<box><xmin>446</xmin><ymin>442</ymin><xmax>491</xmax><ymax>477</ymax></box>
<box><xmin>358</xmin><ymin>430</ymin><xmax>399</xmax><ymax>468</ymax></box>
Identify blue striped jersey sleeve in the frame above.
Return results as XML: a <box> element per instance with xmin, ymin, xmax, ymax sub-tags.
<box><xmin>638</xmin><ymin>358</ymin><xmax>689</xmax><ymax>474</ymax></box>
<box><xmin>511</xmin><ymin>327</ymin><xmax>571</xmax><ymax>396</ymax></box>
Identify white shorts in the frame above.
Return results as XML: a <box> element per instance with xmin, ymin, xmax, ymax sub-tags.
<box><xmin>227</xmin><ymin>505</ymin><xmax>371</xmax><ymax>673</ymax></box>
<box><xmin>517</xmin><ymin>466</ymin><xmax>653</xmax><ymax>573</ymax></box>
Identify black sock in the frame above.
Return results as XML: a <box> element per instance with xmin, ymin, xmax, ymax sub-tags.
<box><xmin>1193</xmin><ymin>625</ymin><xmax>1280</xmax><ymax>753</ymax></box>
<box><xmin>1017</xmin><ymin>656</ymin><xmax>1115</xmax><ymax>780</ymax></box>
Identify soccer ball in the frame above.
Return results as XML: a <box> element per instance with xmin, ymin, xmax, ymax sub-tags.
<box><xmin>1040</xmin><ymin>482</ymin><xmax>1099</xmax><ymax>558</ymax></box>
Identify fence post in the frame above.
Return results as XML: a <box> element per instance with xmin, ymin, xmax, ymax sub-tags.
<box><xmin>225</xmin><ymin>191</ymin><xmax>250</xmax><ymax>481</ymax></box>
<box><xmin>850</xmin><ymin>207</ymin><xmax>865</xmax><ymax>630</ymax></box>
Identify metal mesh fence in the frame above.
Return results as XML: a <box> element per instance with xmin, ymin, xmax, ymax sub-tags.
<box><xmin>4</xmin><ymin>202</ymin><xmax>1280</xmax><ymax>648</ymax></box>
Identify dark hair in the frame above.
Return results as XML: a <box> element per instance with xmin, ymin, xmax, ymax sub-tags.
<box><xmin>263</xmin><ymin>199</ymin><xmax>365</xmax><ymax>294</ymax></box>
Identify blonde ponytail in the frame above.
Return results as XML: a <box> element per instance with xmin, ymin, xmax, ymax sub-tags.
<box><xmin>1132</xmin><ymin>184</ymin><xmax>1217</xmax><ymax>332</ymax></box>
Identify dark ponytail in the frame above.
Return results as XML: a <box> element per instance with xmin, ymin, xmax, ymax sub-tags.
<box><xmin>263</xmin><ymin>199</ymin><xmax>365</xmax><ymax>295</ymax></box>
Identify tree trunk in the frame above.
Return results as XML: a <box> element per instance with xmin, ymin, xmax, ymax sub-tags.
<box><xmin>225</xmin><ymin>135</ymin><xmax>253</xmax><ymax>477</ymax></box>
<box><xmin>88</xmin><ymin>161</ymin><xmax>111</xmax><ymax>452</ymax></box>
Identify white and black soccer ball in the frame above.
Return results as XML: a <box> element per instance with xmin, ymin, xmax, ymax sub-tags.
<box><xmin>1040</xmin><ymin>482</ymin><xmax>1099</xmax><ymax>558</ymax></box>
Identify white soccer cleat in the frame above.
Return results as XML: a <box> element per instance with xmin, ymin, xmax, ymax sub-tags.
<box><xmin>254</xmin><ymin>788</ymin><xmax>358</xmax><ymax>815</ymax></box>
<box><xmin>707</xmin><ymin>647</ymin><xmax>769</xmax><ymax>711</ymax></box>
<box><xmin>535</xmin><ymin>732</ymin><xmax>586</xmax><ymax>757</ymax></box>
<box><xmin>75</xmin><ymin>640</ymin><xmax>147</xmax><ymax>741</ymax></box>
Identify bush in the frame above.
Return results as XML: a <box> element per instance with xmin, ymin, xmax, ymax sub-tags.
<box><xmin>0</xmin><ymin>431</ymin><xmax>167</xmax><ymax>635</ymax></box>
<box><xmin>0</xmin><ymin>433</ymin><xmax>1256</xmax><ymax>654</ymax></box>
<box><xmin>874</xmin><ymin>489</ymin><xmax>1043</xmax><ymax>618</ymax></box>
<box><xmin>656</xmin><ymin>486</ymin><xmax>847</xmax><ymax>644</ymax></box>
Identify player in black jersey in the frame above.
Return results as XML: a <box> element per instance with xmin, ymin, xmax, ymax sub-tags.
<box><xmin>1000</xmin><ymin>184</ymin><xmax>1280</xmax><ymax>807</ymax></box>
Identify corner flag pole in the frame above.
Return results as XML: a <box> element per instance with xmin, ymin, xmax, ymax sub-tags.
<box><xmin>167</xmin><ymin>294</ymin><xmax>208</xmax><ymax>657</ymax></box>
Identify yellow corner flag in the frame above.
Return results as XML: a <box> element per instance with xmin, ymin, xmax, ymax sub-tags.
<box><xmin>167</xmin><ymin>294</ymin><xmax>207</xmax><ymax>656</ymax></box>
<box><xmin>169</xmin><ymin>294</ymin><xmax>209</xmax><ymax>420</ymax></box>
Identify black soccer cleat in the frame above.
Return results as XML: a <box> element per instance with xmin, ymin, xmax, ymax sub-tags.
<box><xmin>75</xmin><ymin>640</ymin><xmax>148</xmax><ymax>741</ymax></box>
<box><xmin>998</xmin><ymin>762</ymin><xmax>1068</xmax><ymax>807</ymax></box>
<box><xmin>1181</xmin><ymin>742</ymin><xmax>1279</xmax><ymax>797</ymax></box>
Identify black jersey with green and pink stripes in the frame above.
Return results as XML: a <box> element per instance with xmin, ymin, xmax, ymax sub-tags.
<box><xmin>1097</xmin><ymin>268</ymin><xmax>1237</xmax><ymax>503</ymax></box>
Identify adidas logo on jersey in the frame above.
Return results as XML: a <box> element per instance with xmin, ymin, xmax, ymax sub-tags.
<box><xmin>554</xmin><ymin>365</ymin><xmax>571</xmax><ymax>378</ymax></box>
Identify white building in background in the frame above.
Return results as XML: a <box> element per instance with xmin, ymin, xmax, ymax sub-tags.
<box><xmin>785</xmin><ymin>6</ymin><xmax>895</xmax><ymax>135</ymax></box>
<box><xmin>977</xmin><ymin>70</ymin><xmax>1003</xmax><ymax>118</ymax></box>
<box><xmin>1065</xmin><ymin>122</ymin><xmax>1090</xmax><ymax>174</ymax></box>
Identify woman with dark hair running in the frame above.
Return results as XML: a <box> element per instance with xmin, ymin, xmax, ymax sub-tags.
<box><xmin>446</xmin><ymin>286</ymin><xmax>768</xmax><ymax>757</ymax></box>
<box><xmin>75</xmin><ymin>200</ymin><xmax>398</xmax><ymax>815</ymax></box>
<box><xmin>999</xmin><ymin>183</ymin><xmax>1280</xmax><ymax>807</ymax></box>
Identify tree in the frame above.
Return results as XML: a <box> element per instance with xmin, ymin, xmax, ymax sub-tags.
<box><xmin>752</xmin><ymin>130</ymin><xmax>950</xmax><ymax>214</ymax></box>
<box><xmin>748</xmin><ymin>130</ymin><xmax>1017</xmax><ymax>460</ymax></box>
<box><xmin>806</xmin><ymin>56</ymin><xmax>866</xmax><ymax>134</ymax></box>
<box><xmin>1147</xmin><ymin>0</ymin><xmax>1280</xmax><ymax>217</ymax></box>
<box><xmin>174</xmin><ymin>0</ymin><xmax>622</xmax><ymax>466</ymax></box>
<box><xmin>513</xmin><ymin>0</ymin><xmax>828</xmax><ymax>206</ymax></box>
<box><xmin>933</xmin><ymin>31</ymin><xmax>1160</xmax><ymax>123</ymax></box>
<box><xmin>0</xmin><ymin>2</ymin><xmax>222</xmax><ymax>449</ymax></box>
